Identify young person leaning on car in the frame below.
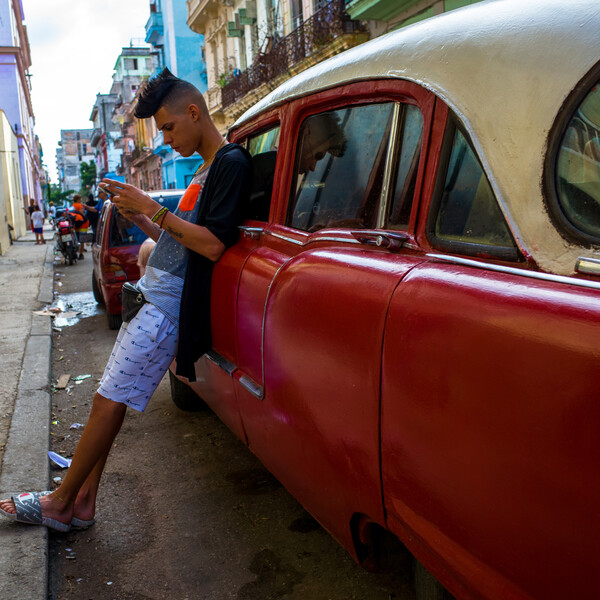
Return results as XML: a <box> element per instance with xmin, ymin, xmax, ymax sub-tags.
<box><xmin>0</xmin><ymin>68</ymin><xmax>253</xmax><ymax>532</ymax></box>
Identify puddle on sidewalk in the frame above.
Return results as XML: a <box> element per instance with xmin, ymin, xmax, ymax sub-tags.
<box><xmin>52</xmin><ymin>291</ymin><xmax>101</xmax><ymax>327</ymax></box>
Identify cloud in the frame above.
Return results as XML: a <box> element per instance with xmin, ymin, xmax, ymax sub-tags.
<box><xmin>22</xmin><ymin>0</ymin><xmax>150</xmax><ymax>181</ymax></box>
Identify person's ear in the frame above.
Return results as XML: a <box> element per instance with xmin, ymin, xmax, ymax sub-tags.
<box><xmin>187</xmin><ymin>103</ymin><xmax>200</xmax><ymax>122</ymax></box>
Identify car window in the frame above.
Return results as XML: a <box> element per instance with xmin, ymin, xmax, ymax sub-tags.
<box><xmin>429</xmin><ymin>123</ymin><xmax>517</xmax><ymax>258</ymax></box>
<box><xmin>109</xmin><ymin>209</ymin><xmax>147</xmax><ymax>247</ymax></box>
<box><xmin>387</xmin><ymin>104</ymin><xmax>424</xmax><ymax>229</ymax></box>
<box><xmin>554</xmin><ymin>82</ymin><xmax>600</xmax><ymax>242</ymax></box>
<box><xmin>246</xmin><ymin>126</ymin><xmax>280</xmax><ymax>221</ymax></box>
<box><xmin>288</xmin><ymin>103</ymin><xmax>395</xmax><ymax>232</ymax></box>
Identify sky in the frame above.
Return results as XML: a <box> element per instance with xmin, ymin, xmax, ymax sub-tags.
<box><xmin>22</xmin><ymin>0</ymin><xmax>151</xmax><ymax>183</ymax></box>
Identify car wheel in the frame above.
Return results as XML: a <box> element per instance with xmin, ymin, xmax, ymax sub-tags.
<box><xmin>107</xmin><ymin>311</ymin><xmax>122</xmax><ymax>330</ymax></box>
<box><xmin>92</xmin><ymin>271</ymin><xmax>104</xmax><ymax>304</ymax></box>
<box><xmin>169</xmin><ymin>370</ymin><xmax>207</xmax><ymax>411</ymax></box>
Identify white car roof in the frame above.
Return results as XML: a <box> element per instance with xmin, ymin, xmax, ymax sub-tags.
<box><xmin>234</xmin><ymin>0</ymin><xmax>600</xmax><ymax>275</ymax></box>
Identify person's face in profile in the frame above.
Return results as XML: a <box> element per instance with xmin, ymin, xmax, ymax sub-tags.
<box><xmin>298</xmin><ymin>125</ymin><xmax>333</xmax><ymax>174</ymax></box>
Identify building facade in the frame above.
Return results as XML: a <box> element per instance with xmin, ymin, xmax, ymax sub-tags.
<box><xmin>109</xmin><ymin>46</ymin><xmax>161</xmax><ymax>188</ymax></box>
<box><xmin>0</xmin><ymin>108</ymin><xmax>25</xmax><ymax>251</ymax></box>
<box><xmin>346</xmin><ymin>0</ymin><xmax>483</xmax><ymax>36</ymax></box>
<box><xmin>0</xmin><ymin>0</ymin><xmax>42</xmax><ymax>219</ymax></box>
<box><xmin>146</xmin><ymin>0</ymin><xmax>208</xmax><ymax>189</ymax></box>
<box><xmin>56</xmin><ymin>129</ymin><xmax>95</xmax><ymax>193</ymax></box>
<box><xmin>187</xmin><ymin>0</ymin><xmax>368</xmax><ymax>131</ymax></box>
<box><xmin>90</xmin><ymin>93</ymin><xmax>123</xmax><ymax>182</ymax></box>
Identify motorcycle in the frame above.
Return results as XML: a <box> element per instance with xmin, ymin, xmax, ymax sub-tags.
<box><xmin>55</xmin><ymin>215</ymin><xmax>79</xmax><ymax>265</ymax></box>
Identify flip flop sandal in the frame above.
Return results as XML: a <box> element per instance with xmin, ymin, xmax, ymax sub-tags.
<box><xmin>0</xmin><ymin>491</ymin><xmax>71</xmax><ymax>532</ymax></box>
<box><xmin>71</xmin><ymin>516</ymin><xmax>95</xmax><ymax>529</ymax></box>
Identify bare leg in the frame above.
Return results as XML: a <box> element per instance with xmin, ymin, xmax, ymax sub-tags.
<box><xmin>0</xmin><ymin>392</ymin><xmax>126</xmax><ymax>525</ymax></box>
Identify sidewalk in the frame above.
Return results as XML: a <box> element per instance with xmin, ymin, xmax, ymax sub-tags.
<box><xmin>0</xmin><ymin>223</ymin><xmax>55</xmax><ymax>600</ymax></box>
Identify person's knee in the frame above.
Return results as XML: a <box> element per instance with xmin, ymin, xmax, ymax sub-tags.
<box><xmin>91</xmin><ymin>392</ymin><xmax>127</xmax><ymax>421</ymax></box>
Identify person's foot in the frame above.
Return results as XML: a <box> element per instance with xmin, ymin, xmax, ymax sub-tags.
<box><xmin>78</xmin><ymin>253</ymin><xmax>84</xmax><ymax>259</ymax></box>
<box><xmin>0</xmin><ymin>491</ymin><xmax>95</xmax><ymax>525</ymax></box>
<box><xmin>0</xmin><ymin>492</ymin><xmax>72</xmax><ymax>528</ymax></box>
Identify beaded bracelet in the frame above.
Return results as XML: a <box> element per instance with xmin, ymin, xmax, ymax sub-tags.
<box><xmin>151</xmin><ymin>206</ymin><xmax>168</xmax><ymax>223</ymax></box>
<box><xmin>157</xmin><ymin>209</ymin><xmax>169</xmax><ymax>228</ymax></box>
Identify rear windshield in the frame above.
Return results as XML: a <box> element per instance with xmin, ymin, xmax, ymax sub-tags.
<box><xmin>108</xmin><ymin>194</ymin><xmax>183</xmax><ymax>247</ymax></box>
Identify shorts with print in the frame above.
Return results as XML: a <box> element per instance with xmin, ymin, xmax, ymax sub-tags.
<box><xmin>98</xmin><ymin>303</ymin><xmax>178</xmax><ymax>411</ymax></box>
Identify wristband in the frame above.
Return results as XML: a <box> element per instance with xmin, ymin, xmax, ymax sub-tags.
<box><xmin>151</xmin><ymin>206</ymin><xmax>168</xmax><ymax>223</ymax></box>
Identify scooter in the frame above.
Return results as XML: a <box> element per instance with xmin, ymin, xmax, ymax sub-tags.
<box><xmin>55</xmin><ymin>215</ymin><xmax>79</xmax><ymax>265</ymax></box>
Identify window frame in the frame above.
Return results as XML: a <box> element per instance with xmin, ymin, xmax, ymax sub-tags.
<box><xmin>543</xmin><ymin>59</ymin><xmax>600</xmax><ymax>248</ymax></box>
<box><xmin>426</xmin><ymin>116</ymin><xmax>521</xmax><ymax>262</ymax></box>
<box><xmin>285</xmin><ymin>101</ymin><xmax>399</xmax><ymax>233</ymax></box>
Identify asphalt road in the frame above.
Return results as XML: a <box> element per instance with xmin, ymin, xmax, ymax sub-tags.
<box><xmin>47</xmin><ymin>249</ymin><xmax>414</xmax><ymax>600</ymax></box>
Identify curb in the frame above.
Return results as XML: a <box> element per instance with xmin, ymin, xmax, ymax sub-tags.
<box><xmin>0</xmin><ymin>242</ymin><xmax>54</xmax><ymax>600</ymax></box>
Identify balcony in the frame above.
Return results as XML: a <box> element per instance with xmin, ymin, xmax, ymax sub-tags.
<box><xmin>145</xmin><ymin>10</ymin><xmax>164</xmax><ymax>45</ymax></box>
<box><xmin>221</xmin><ymin>0</ymin><xmax>368</xmax><ymax>110</ymax></box>
<box><xmin>187</xmin><ymin>0</ymin><xmax>228</xmax><ymax>33</ymax></box>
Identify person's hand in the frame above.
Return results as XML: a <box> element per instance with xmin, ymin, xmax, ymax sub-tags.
<box><xmin>100</xmin><ymin>179</ymin><xmax>160</xmax><ymax>219</ymax></box>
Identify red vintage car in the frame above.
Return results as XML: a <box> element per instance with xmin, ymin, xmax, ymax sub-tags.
<box><xmin>172</xmin><ymin>1</ymin><xmax>600</xmax><ymax>598</ymax></box>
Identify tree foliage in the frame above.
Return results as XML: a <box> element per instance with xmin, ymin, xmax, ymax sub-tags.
<box><xmin>47</xmin><ymin>183</ymin><xmax>74</xmax><ymax>205</ymax></box>
<box><xmin>79</xmin><ymin>161</ymin><xmax>97</xmax><ymax>195</ymax></box>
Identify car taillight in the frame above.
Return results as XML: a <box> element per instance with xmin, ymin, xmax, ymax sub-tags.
<box><xmin>102</xmin><ymin>264</ymin><xmax>127</xmax><ymax>282</ymax></box>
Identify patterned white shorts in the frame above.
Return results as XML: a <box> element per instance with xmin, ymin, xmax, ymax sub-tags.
<box><xmin>98</xmin><ymin>303</ymin><xmax>178</xmax><ymax>412</ymax></box>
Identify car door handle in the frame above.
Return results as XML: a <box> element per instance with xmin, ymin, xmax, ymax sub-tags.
<box><xmin>351</xmin><ymin>230</ymin><xmax>408</xmax><ymax>251</ymax></box>
<box><xmin>239</xmin><ymin>226</ymin><xmax>264</xmax><ymax>240</ymax></box>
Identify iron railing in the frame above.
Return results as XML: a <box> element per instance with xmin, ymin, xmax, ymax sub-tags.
<box><xmin>221</xmin><ymin>0</ymin><xmax>365</xmax><ymax>108</ymax></box>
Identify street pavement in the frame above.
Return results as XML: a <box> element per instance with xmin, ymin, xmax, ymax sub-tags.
<box><xmin>0</xmin><ymin>223</ymin><xmax>55</xmax><ymax>600</ymax></box>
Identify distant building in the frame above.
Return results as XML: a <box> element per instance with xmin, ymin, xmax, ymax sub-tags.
<box><xmin>110</xmin><ymin>46</ymin><xmax>162</xmax><ymax>189</ymax></box>
<box><xmin>56</xmin><ymin>129</ymin><xmax>95</xmax><ymax>193</ymax></box>
<box><xmin>90</xmin><ymin>93</ymin><xmax>123</xmax><ymax>181</ymax></box>
<box><xmin>145</xmin><ymin>0</ymin><xmax>208</xmax><ymax>189</ymax></box>
<box><xmin>0</xmin><ymin>0</ymin><xmax>43</xmax><ymax>219</ymax></box>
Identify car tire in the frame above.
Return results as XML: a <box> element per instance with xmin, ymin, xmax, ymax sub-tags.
<box><xmin>169</xmin><ymin>370</ymin><xmax>207</xmax><ymax>411</ymax></box>
<box><xmin>107</xmin><ymin>311</ymin><xmax>122</xmax><ymax>330</ymax></box>
<box><xmin>92</xmin><ymin>270</ymin><xmax>104</xmax><ymax>304</ymax></box>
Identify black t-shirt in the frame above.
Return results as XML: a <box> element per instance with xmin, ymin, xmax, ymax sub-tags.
<box><xmin>176</xmin><ymin>143</ymin><xmax>253</xmax><ymax>381</ymax></box>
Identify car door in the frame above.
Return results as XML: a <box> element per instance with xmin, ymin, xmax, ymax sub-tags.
<box><xmin>380</xmin><ymin>111</ymin><xmax>600</xmax><ymax>599</ymax></box>
<box><xmin>190</xmin><ymin>120</ymin><xmax>282</xmax><ymax>443</ymax></box>
<box><xmin>232</xmin><ymin>81</ymin><xmax>436</xmax><ymax>553</ymax></box>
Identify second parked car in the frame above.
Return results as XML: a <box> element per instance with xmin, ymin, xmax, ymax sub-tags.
<box><xmin>91</xmin><ymin>189</ymin><xmax>184</xmax><ymax>329</ymax></box>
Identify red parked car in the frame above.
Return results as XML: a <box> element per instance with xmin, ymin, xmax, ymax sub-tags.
<box><xmin>171</xmin><ymin>1</ymin><xmax>600</xmax><ymax>598</ymax></box>
<box><xmin>92</xmin><ymin>190</ymin><xmax>184</xmax><ymax>329</ymax></box>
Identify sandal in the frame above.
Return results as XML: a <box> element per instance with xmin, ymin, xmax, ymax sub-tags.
<box><xmin>0</xmin><ymin>491</ymin><xmax>71</xmax><ymax>532</ymax></box>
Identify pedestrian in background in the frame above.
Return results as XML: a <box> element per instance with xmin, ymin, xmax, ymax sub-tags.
<box><xmin>27</xmin><ymin>199</ymin><xmax>37</xmax><ymax>232</ymax></box>
<box><xmin>84</xmin><ymin>193</ymin><xmax>100</xmax><ymax>233</ymax></box>
<box><xmin>47</xmin><ymin>201</ymin><xmax>56</xmax><ymax>229</ymax></box>
<box><xmin>70</xmin><ymin>196</ymin><xmax>90</xmax><ymax>259</ymax></box>
<box><xmin>31</xmin><ymin>205</ymin><xmax>45</xmax><ymax>245</ymax></box>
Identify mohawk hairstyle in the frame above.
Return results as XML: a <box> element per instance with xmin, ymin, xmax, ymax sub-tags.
<box><xmin>134</xmin><ymin>68</ymin><xmax>197</xmax><ymax>119</ymax></box>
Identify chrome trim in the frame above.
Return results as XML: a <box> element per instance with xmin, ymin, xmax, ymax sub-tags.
<box><xmin>205</xmin><ymin>350</ymin><xmax>236</xmax><ymax>376</ymax></box>
<box><xmin>305</xmin><ymin>236</ymin><xmax>360</xmax><ymax>245</ymax></box>
<box><xmin>377</xmin><ymin>103</ymin><xmax>401</xmax><ymax>229</ymax></box>
<box><xmin>239</xmin><ymin>225</ymin><xmax>264</xmax><ymax>240</ymax></box>
<box><xmin>576</xmin><ymin>257</ymin><xmax>600</xmax><ymax>276</ymax></box>
<box><xmin>427</xmin><ymin>253</ymin><xmax>600</xmax><ymax>291</ymax></box>
<box><xmin>265</xmin><ymin>230</ymin><xmax>304</xmax><ymax>245</ymax></box>
<box><xmin>239</xmin><ymin>374</ymin><xmax>264</xmax><ymax>400</ymax></box>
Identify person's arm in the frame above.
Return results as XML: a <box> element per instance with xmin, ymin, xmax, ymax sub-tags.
<box><xmin>101</xmin><ymin>179</ymin><xmax>225</xmax><ymax>261</ymax></box>
<box><xmin>121</xmin><ymin>209</ymin><xmax>163</xmax><ymax>243</ymax></box>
